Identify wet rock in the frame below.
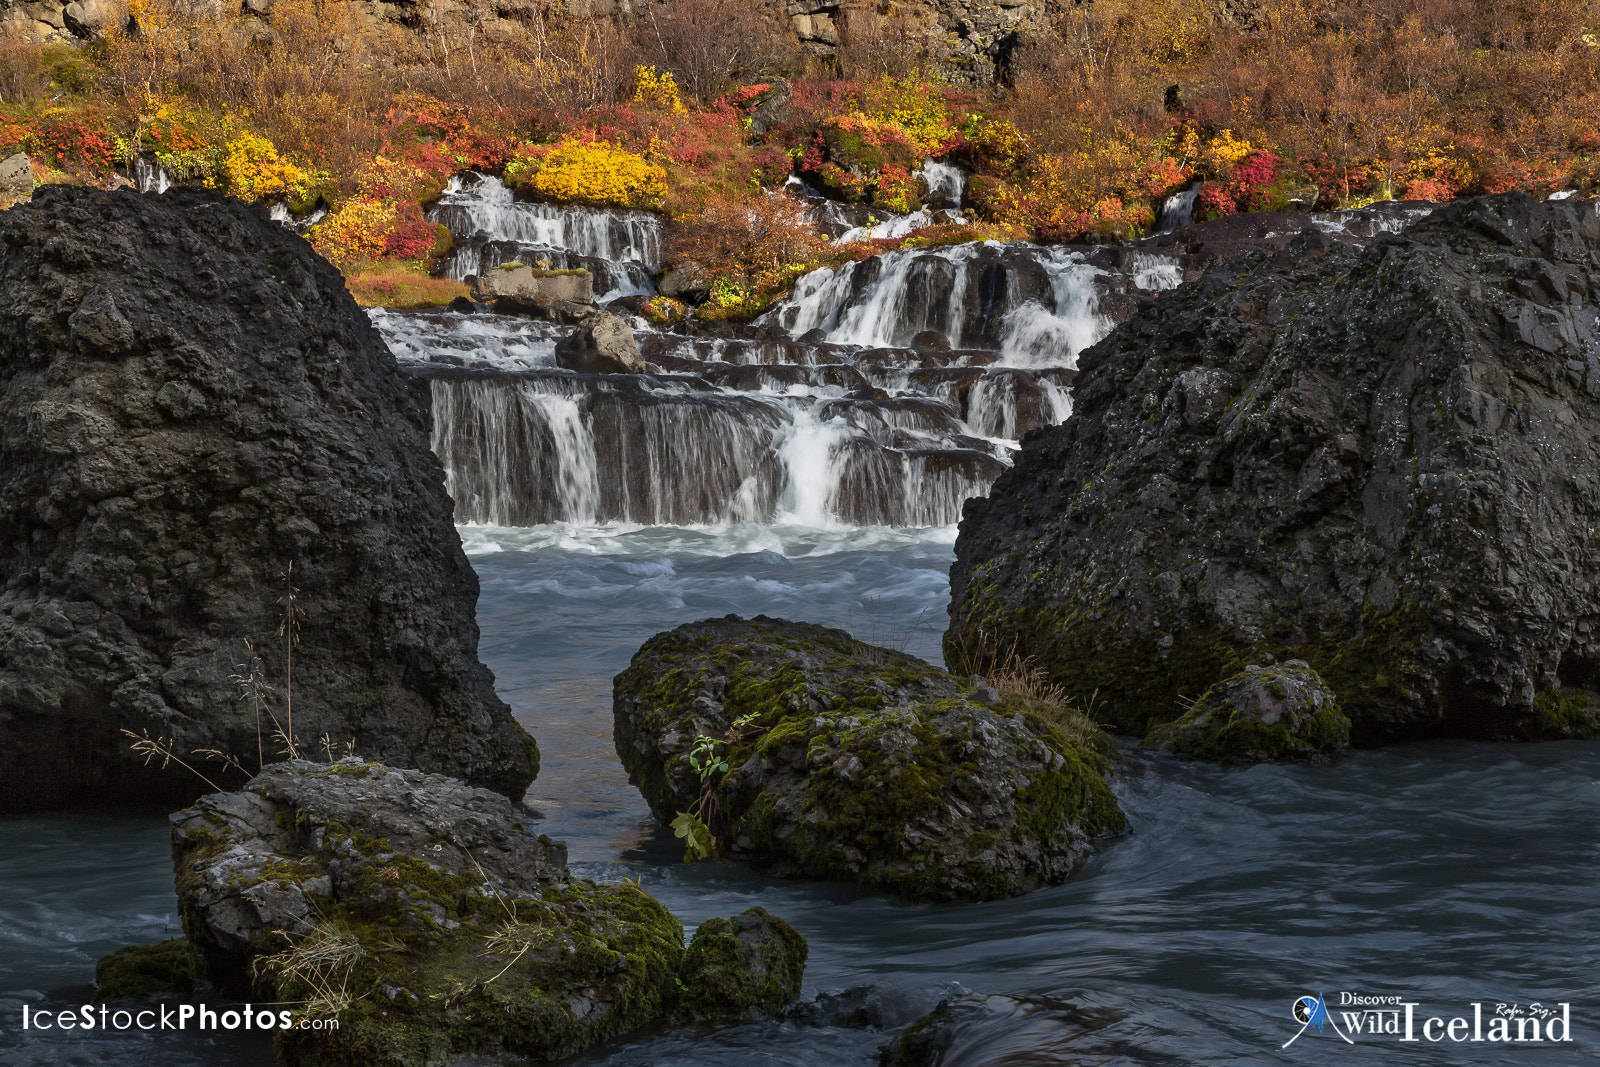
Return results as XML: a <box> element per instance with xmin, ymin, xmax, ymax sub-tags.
<box><xmin>659</xmin><ymin>260</ymin><xmax>710</xmax><ymax>302</ymax></box>
<box><xmin>674</xmin><ymin>906</ymin><xmax>808</xmax><ymax>1024</ymax></box>
<box><xmin>910</xmin><ymin>329</ymin><xmax>951</xmax><ymax>351</ymax></box>
<box><xmin>881</xmin><ymin>993</ymin><xmax>1119</xmax><ymax>1066</ymax></box>
<box><xmin>172</xmin><ymin>759</ymin><xmax>807</xmax><ymax>1064</ymax></box>
<box><xmin>790</xmin><ymin>984</ymin><xmax>926</xmax><ymax>1031</ymax></box>
<box><xmin>446</xmin><ymin>295</ymin><xmax>477</xmax><ymax>314</ymax></box>
<box><xmin>1143</xmin><ymin>661</ymin><xmax>1350</xmax><ymax>762</ymax></box>
<box><xmin>555</xmin><ymin>311</ymin><xmax>646</xmax><ymax>373</ymax></box>
<box><xmin>0</xmin><ymin>152</ymin><xmax>32</xmax><ymax>207</ymax></box>
<box><xmin>94</xmin><ymin>939</ymin><xmax>200</xmax><ymax>1000</ymax></box>
<box><xmin>0</xmin><ymin>186</ymin><xmax>535</xmax><ymax>813</ymax></box>
<box><xmin>948</xmin><ymin>193</ymin><xmax>1600</xmax><ymax>744</ymax></box>
<box><xmin>613</xmin><ymin>615</ymin><xmax>1124</xmax><ymax>902</ymax></box>
<box><xmin>471</xmin><ymin>262</ymin><xmax>594</xmax><ymax>317</ymax></box>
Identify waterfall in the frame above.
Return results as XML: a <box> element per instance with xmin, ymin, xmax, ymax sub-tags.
<box><xmin>919</xmin><ymin>158</ymin><xmax>965</xmax><ymax>208</ymax></box>
<box><xmin>1132</xmin><ymin>253</ymin><xmax>1184</xmax><ymax>291</ymax></box>
<box><xmin>418</xmin><ymin>370</ymin><xmax>1007</xmax><ymax>527</ymax></box>
<box><xmin>1156</xmin><ymin>185</ymin><xmax>1199</xmax><ymax>232</ymax></box>
<box><xmin>135</xmin><ymin>159</ymin><xmax>171</xmax><ymax>194</ymax></box>
<box><xmin>429</xmin><ymin>173</ymin><xmax>663</xmax><ymax>299</ymax></box>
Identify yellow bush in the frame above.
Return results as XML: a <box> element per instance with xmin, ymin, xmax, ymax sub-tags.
<box><xmin>216</xmin><ymin>132</ymin><xmax>308</xmax><ymax>203</ymax></box>
<box><xmin>633</xmin><ymin>65</ymin><xmax>686</xmax><ymax>114</ymax></box>
<box><xmin>308</xmin><ymin>197</ymin><xmax>396</xmax><ymax>270</ymax></box>
<box><xmin>519</xmin><ymin>140</ymin><xmax>667</xmax><ymax>209</ymax></box>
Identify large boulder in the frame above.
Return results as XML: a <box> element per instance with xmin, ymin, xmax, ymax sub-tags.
<box><xmin>470</xmin><ymin>263</ymin><xmax>594</xmax><ymax>317</ymax></box>
<box><xmin>948</xmin><ymin>193</ymin><xmax>1600</xmax><ymax>744</ymax></box>
<box><xmin>0</xmin><ymin>186</ymin><xmax>536</xmax><ymax>812</ymax></box>
<box><xmin>0</xmin><ymin>152</ymin><xmax>31</xmax><ymax>208</ymax></box>
<box><xmin>172</xmin><ymin>759</ymin><xmax>808</xmax><ymax>1065</ymax></box>
<box><xmin>613</xmin><ymin>615</ymin><xmax>1124</xmax><ymax>902</ymax></box>
<box><xmin>1142</xmin><ymin>660</ymin><xmax>1350</xmax><ymax>763</ymax></box>
<box><xmin>555</xmin><ymin>311</ymin><xmax>646</xmax><ymax>374</ymax></box>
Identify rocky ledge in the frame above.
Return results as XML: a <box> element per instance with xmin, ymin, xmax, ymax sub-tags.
<box><xmin>171</xmin><ymin>759</ymin><xmax>806</xmax><ymax>1065</ymax></box>
<box><xmin>949</xmin><ymin>192</ymin><xmax>1600</xmax><ymax>748</ymax></box>
<box><xmin>613</xmin><ymin>615</ymin><xmax>1124</xmax><ymax>902</ymax></box>
<box><xmin>0</xmin><ymin>185</ymin><xmax>534</xmax><ymax>812</ymax></box>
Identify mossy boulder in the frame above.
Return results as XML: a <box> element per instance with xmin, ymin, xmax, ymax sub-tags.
<box><xmin>171</xmin><ymin>759</ymin><xmax>806</xmax><ymax>1066</ymax></box>
<box><xmin>612</xmin><ymin>615</ymin><xmax>1124</xmax><ymax>902</ymax></box>
<box><xmin>1142</xmin><ymin>661</ymin><xmax>1350</xmax><ymax>763</ymax></box>
<box><xmin>675</xmin><ymin>906</ymin><xmax>808</xmax><ymax>1024</ymax></box>
<box><xmin>94</xmin><ymin>938</ymin><xmax>200</xmax><ymax>1000</ymax></box>
<box><xmin>948</xmin><ymin>193</ymin><xmax>1600</xmax><ymax>745</ymax></box>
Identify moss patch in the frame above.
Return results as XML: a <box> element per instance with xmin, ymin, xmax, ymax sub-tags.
<box><xmin>95</xmin><ymin>939</ymin><xmax>200</xmax><ymax>1000</ymax></box>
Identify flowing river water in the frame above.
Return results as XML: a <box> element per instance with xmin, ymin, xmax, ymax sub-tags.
<box><xmin>2</xmin><ymin>179</ymin><xmax>1598</xmax><ymax>1065</ymax></box>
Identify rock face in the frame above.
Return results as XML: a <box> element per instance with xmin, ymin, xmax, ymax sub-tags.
<box><xmin>556</xmin><ymin>312</ymin><xmax>647</xmax><ymax>374</ymax></box>
<box><xmin>1143</xmin><ymin>661</ymin><xmax>1350</xmax><ymax>763</ymax></box>
<box><xmin>0</xmin><ymin>152</ymin><xmax>31</xmax><ymax>208</ymax></box>
<box><xmin>172</xmin><ymin>759</ymin><xmax>808</xmax><ymax>1065</ymax></box>
<box><xmin>0</xmin><ymin>186</ymin><xmax>535</xmax><ymax>812</ymax></box>
<box><xmin>470</xmin><ymin>263</ymin><xmax>594</xmax><ymax>318</ymax></box>
<box><xmin>948</xmin><ymin>193</ymin><xmax>1600</xmax><ymax>745</ymax></box>
<box><xmin>613</xmin><ymin>615</ymin><xmax>1124</xmax><ymax>902</ymax></box>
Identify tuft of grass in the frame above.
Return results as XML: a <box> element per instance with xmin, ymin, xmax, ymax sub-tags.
<box><xmin>253</xmin><ymin>917</ymin><xmax>370</xmax><ymax>1018</ymax></box>
<box><xmin>964</xmin><ymin>639</ymin><xmax>1114</xmax><ymax>755</ymax></box>
<box><xmin>345</xmin><ymin>261</ymin><xmax>468</xmax><ymax>308</ymax></box>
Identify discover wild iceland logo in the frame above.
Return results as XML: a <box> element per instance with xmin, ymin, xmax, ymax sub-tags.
<box><xmin>1282</xmin><ymin>993</ymin><xmax>1575</xmax><ymax>1049</ymax></box>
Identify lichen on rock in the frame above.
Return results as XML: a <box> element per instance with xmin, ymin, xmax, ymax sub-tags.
<box><xmin>170</xmin><ymin>759</ymin><xmax>806</xmax><ymax>1066</ymax></box>
<box><xmin>1142</xmin><ymin>660</ymin><xmax>1351</xmax><ymax>763</ymax></box>
<box><xmin>612</xmin><ymin>614</ymin><xmax>1124</xmax><ymax>902</ymax></box>
<box><xmin>948</xmin><ymin>193</ymin><xmax>1600</xmax><ymax>745</ymax></box>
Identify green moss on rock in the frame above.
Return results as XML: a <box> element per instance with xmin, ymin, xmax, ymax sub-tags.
<box><xmin>1143</xmin><ymin>661</ymin><xmax>1351</xmax><ymax>763</ymax></box>
<box><xmin>674</xmin><ymin>906</ymin><xmax>807</xmax><ymax>1023</ymax></box>
<box><xmin>94</xmin><ymin>938</ymin><xmax>199</xmax><ymax>1000</ymax></box>
<box><xmin>614</xmin><ymin>615</ymin><xmax>1124</xmax><ymax>902</ymax></box>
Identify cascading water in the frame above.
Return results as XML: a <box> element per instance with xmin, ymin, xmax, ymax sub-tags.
<box><xmin>380</xmin><ymin>175</ymin><xmax>1209</xmax><ymax>531</ymax></box>
<box><xmin>134</xmin><ymin>158</ymin><xmax>170</xmax><ymax>194</ymax></box>
<box><xmin>1156</xmin><ymin>184</ymin><xmax>1199</xmax><ymax>231</ymax></box>
<box><xmin>429</xmin><ymin>173</ymin><xmax>663</xmax><ymax>298</ymax></box>
<box><xmin>919</xmin><ymin>158</ymin><xmax>965</xmax><ymax>208</ymax></box>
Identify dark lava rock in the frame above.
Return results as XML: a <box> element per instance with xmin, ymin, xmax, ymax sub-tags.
<box><xmin>0</xmin><ymin>186</ymin><xmax>534</xmax><ymax>813</ymax></box>
<box><xmin>880</xmin><ymin>993</ymin><xmax>1120</xmax><ymax>1066</ymax></box>
<box><xmin>789</xmin><ymin>984</ymin><xmax>926</xmax><ymax>1031</ymax></box>
<box><xmin>948</xmin><ymin>193</ymin><xmax>1600</xmax><ymax>744</ymax></box>
<box><xmin>612</xmin><ymin>615</ymin><xmax>1124</xmax><ymax>902</ymax></box>
<box><xmin>1143</xmin><ymin>660</ymin><xmax>1350</xmax><ymax>762</ymax></box>
<box><xmin>172</xmin><ymin>759</ymin><xmax>807</xmax><ymax>1065</ymax></box>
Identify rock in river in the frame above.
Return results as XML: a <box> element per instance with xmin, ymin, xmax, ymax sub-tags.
<box><xmin>1143</xmin><ymin>660</ymin><xmax>1350</xmax><ymax>763</ymax></box>
<box><xmin>0</xmin><ymin>186</ymin><xmax>535</xmax><ymax>812</ymax></box>
<box><xmin>171</xmin><ymin>759</ymin><xmax>807</xmax><ymax>1065</ymax></box>
<box><xmin>613</xmin><ymin>615</ymin><xmax>1124</xmax><ymax>902</ymax></box>
<box><xmin>948</xmin><ymin>193</ymin><xmax>1600</xmax><ymax>746</ymax></box>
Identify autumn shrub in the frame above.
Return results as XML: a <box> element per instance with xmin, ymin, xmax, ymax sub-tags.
<box><xmin>667</xmin><ymin>191</ymin><xmax>827</xmax><ymax>318</ymax></box>
<box><xmin>507</xmin><ymin>139</ymin><xmax>667</xmax><ymax>209</ymax></box>
<box><xmin>26</xmin><ymin>107</ymin><xmax>118</xmax><ymax>173</ymax></box>
<box><xmin>217</xmin><ymin>131</ymin><xmax>311</xmax><ymax>204</ymax></box>
<box><xmin>309</xmin><ymin>197</ymin><xmax>396</xmax><ymax>269</ymax></box>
